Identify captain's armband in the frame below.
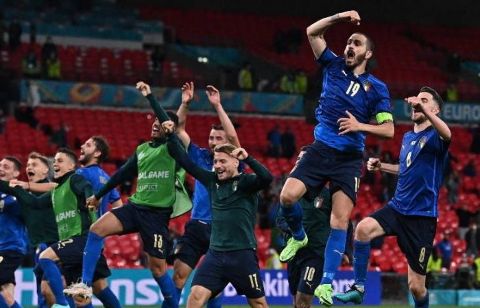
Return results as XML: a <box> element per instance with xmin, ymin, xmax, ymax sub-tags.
<box><xmin>375</xmin><ymin>112</ymin><xmax>393</xmax><ymax>124</ymax></box>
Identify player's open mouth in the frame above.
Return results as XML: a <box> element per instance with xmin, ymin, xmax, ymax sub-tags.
<box><xmin>347</xmin><ymin>50</ymin><xmax>355</xmax><ymax>59</ymax></box>
<box><xmin>0</xmin><ymin>171</ymin><xmax>5</xmax><ymax>177</ymax></box>
<box><xmin>27</xmin><ymin>171</ymin><xmax>35</xmax><ymax>177</ymax></box>
<box><xmin>152</xmin><ymin>127</ymin><xmax>160</xmax><ymax>132</ymax></box>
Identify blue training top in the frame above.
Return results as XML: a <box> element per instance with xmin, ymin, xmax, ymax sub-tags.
<box><xmin>314</xmin><ymin>48</ymin><xmax>392</xmax><ymax>152</ymax></box>
<box><xmin>0</xmin><ymin>193</ymin><xmax>28</xmax><ymax>254</ymax></box>
<box><xmin>388</xmin><ymin>127</ymin><xmax>450</xmax><ymax>217</ymax></box>
<box><xmin>76</xmin><ymin>165</ymin><xmax>121</xmax><ymax>216</ymax></box>
<box><xmin>187</xmin><ymin>143</ymin><xmax>213</xmax><ymax>222</ymax></box>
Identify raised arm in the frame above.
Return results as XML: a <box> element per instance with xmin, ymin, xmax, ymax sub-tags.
<box><xmin>231</xmin><ymin>148</ymin><xmax>273</xmax><ymax>190</ymax></box>
<box><xmin>307</xmin><ymin>10</ymin><xmax>361</xmax><ymax>59</ymax></box>
<box><xmin>367</xmin><ymin>157</ymin><xmax>399</xmax><ymax>175</ymax></box>
<box><xmin>405</xmin><ymin>96</ymin><xmax>452</xmax><ymax>141</ymax></box>
<box><xmin>136</xmin><ymin>81</ymin><xmax>171</xmax><ymax>123</ymax></box>
<box><xmin>166</xmin><ymin>130</ymin><xmax>215</xmax><ymax>186</ymax></box>
<box><xmin>176</xmin><ymin>82</ymin><xmax>194</xmax><ymax>148</ymax></box>
<box><xmin>206</xmin><ymin>85</ymin><xmax>241</xmax><ymax>147</ymax></box>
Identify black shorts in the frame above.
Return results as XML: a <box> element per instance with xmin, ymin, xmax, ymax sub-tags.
<box><xmin>112</xmin><ymin>201</ymin><xmax>172</xmax><ymax>259</ymax></box>
<box><xmin>174</xmin><ymin>220</ymin><xmax>211</xmax><ymax>269</ymax></box>
<box><xmin>51</xmin><ymin>235</ymin><xmax>111</xmax><ymax>285</ymax></box>
<box><xmin>0</xmin><ymin>250</ymin><xmax>25</xmax><ymax>285</ymax></box>
<box><xmin>192</xmin><ymin>249</ymin><xmax>264</xmax><ymax>299</ymax></box>
<box><xmin>370</xmin><ymin>206</ymin><xmax>437</xmax><ymax>275</ymax></box>
<box><xmin>287</xmin><ymin>248</ymin><xmax>324</xmax><ymax>296</ymax></box>
<box><xmin>289</xmin><ymin>140</ymin><xmax>363</xmax><ymax>203</ymax></box>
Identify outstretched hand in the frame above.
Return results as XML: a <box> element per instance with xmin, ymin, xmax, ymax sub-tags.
<box><xmin>161</xmin><ymin>120</ymin><xmax>175</xmax><ymax>134</ymax></box>
<box><xmin>181</xmin><ymin>82</ymin><xmax>194</xmax><ymax>105</ymax></box>
<box><xmin>231</xmin><ymin>148</ymin><xmax>248</xmax><ymax>160</ymax></box>
<box><xmin>338</xmin><ymin>10</ymin><xmax>361</xmax><ymax>25</ymax></box>
<box><xmin>136</xmin><ymin>81</ymin><xmax>151</xmax><ymax>96</ymax></box>
<box><xmin>206</xmin><ymin>85</ymin><xmax>221</xmax><ymax>107</ymax></box>
<box><xmin>338</xmin><ymin>110</ymin><xmax>361</xmax><ymax>135</ymax></box>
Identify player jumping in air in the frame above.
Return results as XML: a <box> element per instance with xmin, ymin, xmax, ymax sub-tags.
<box><xmin>335</xmin><ymin>87</ymin><xmax>451</xmax><ymax>308</ymax></box>
<box><xmin>278</xmin><ymin>10</ymin><xmax>394</xmax><ymax>306</ymax></box>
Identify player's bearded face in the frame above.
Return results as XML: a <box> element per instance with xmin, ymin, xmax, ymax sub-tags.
<box><xmin>213</xmin><ymin>152</ymin><xmax>239</xmax><ymax>180</ymax></box>
<box><xmin>0</xmin><ymin>159</ymin><xmax>19</xmax><ymax>181</ymax></box>
<box><xmin>208</xmin><ymin>129</ymin><xmax>227</xmax><ymax>151</ymax></box>
<box><xmin>53</xmin><ymin>153</ymin><xmax>75</xmax><ymax>179</ymax></box>
<box><xmin>411</xmin><ymin>92</ymin><xmax>438</xmax><ymax>124</ymax></box>
<box><xmin>26</xmin><ymin>158</ymin><xmax>49</xmax><ymax>182</ymax></box>
<box><xmin>344</xmin><ymin>34</ymin><xmax>370</xmax><ymax>68</ymax></box>
<box><xmin>79</xmin><ymin>138</ymin><xmax>97</xmax><ymax>165</ymax></box>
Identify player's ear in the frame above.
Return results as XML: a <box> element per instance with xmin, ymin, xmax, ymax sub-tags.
<box><xmin>365</xmin><ymin>50</ymin><xmax>373</xmax><ymax>60</ymax></box>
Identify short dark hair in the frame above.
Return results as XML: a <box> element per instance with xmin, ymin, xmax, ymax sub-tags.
<box><xmin>166</xmin><ymin>111</ymin><xmax>179</xmax><ymax>126</ymax></box>
<box><xmin>353</xmin><ymin>32</ymin><xmax>375</xmax><ymax>52</ymax></box>
<box><xmin>91</xmin><ymin>136</ymin><xmax>110</xmax><ymax>163</ymax></box>
<box><xmin>28</xmin><ymin>152</ymin><xmax>50</xmax><ymax>168</ymax></box>
<box><xmin>57</xmin><ymin>148</ymin><xmax>78</xmax><ymax>165</ymax></box>
<box><xmin>211</xmin><ymin>124</ymin><xmax>224</xmax><ymax>130</ymax></box>
<box><xmin>214</xmin><ymin>143</ymin><xmax>237</xmax><ymax>155</ymax></box>
<box><xmin>4</xmin><ymin>156</ymin><xmax>22</xmax><ymax>171</ymax></box>
<box><xmin>420</xmin><ymin>86</ymin><xmax>444</xmax><ymax>110</ymax></box>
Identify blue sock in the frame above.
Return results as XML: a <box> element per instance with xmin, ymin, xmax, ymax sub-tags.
<box><xmin>207</xmin><ymin>293</ymin><xmax>223</xmax><ymax>308</ymax></box>
<box><xmin>96</xmin><ymin>287</ymin><xmax>121</xmax><ymax>308</ymax></box>
<box><xmin>175</xmin><ymin>287</ymin><xmax>183</xmax><ymax>304</ymax></box>
<box><xmin>10</xmin><ymin>302</ymin><xmax>21</xmax><ymax>308</ymax></box>
<box><xmin>154</xmin><ymin>273</ymin><xmax>178</xmax><ymax>308</ymax></box>
<box><xmin>67</xmin><ymin>297</ymin><xmax>75</xmax><ymax>308</ymax></box>
<box><xmin>82</xmin><ymin>232</ymin><xmax>105</xmax><ymax>286</ymax></box>
<box><xmin>353</xmin><ymin>240</ymin><xmax>371</xmax><ymax>287</ymax></box>
<box><xmin>414</xmin><ymin>291</ymin><xmax>429</xmax><ymax>308</ymax></box>
<box><xmin>38</xmin><ymin>258</ymin><xmax>68</xmax><ymax>305</ymax></box>
<box><xmin>280</xmin><ymin>203</ymin><xmax>305</xmax><ymax>240</ymax></box>
<box><xmin>321</xmin><ymin>228</ymin><xmax>347</xmax><ymax>284</ymax></box>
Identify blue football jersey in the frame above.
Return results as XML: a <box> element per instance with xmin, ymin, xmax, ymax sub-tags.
<box><xmin>389</xmin><ymin>127</ymin><xmax>449</xmax><ymax>217</ymax></box>
<box><xmin>0</xmin><ymin>193</ymin><xmax>28</xmax><ymax>254</ymax></box>
<box><xmin>188</xmin><ymin>143</ymin><xmax>213</xmax><ymax>222</ymax></box>
<box><xmin>314</xmin><ymin>48</ymin><xmax>392</xmax><ymax>152</ymax></box>
<box><xmin>76</xmin><ymin>165</ymin><xmax>121</xmax><ymax>216</ymax></box>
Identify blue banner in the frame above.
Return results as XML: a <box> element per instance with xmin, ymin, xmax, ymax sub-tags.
<box><xmin>457</xmin><ymin>290</ymin><xmax>480</xmax><ymax>306</ymax></box>
<box><xmin>408</xmin><ymin>289</ymin><xmax>457</xmax><ymax>306</ymax></box>
<box><xmin>14</xmin><ymin>269</ymin><xmax>381</xmax><ymax>306</ymax></box>
<box><xmin>392</xmin><ymin>99</ymin><xmax>480</xmax><ymax>124</ymax></box>
<box><xmin>21</xmin><ymin>80</ymin><xmax>304</xmax><ymax>115</ymax></box>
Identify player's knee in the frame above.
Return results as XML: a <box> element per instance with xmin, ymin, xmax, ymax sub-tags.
<box><xmin>92</xmin><ymin>278</ymin><xmax>108</xmax><ymax>295</ymax></box>
<box><xmin>408</xmin><ymin>280</ymin><xmax>426</xmax><ymax>300</ymax></box>
<box><xmin>295</xmin><ymin>294</ymin><xmax>311</xmax><ymax>308</ymax></box>
<box><xmin>173</xmin><ymin>269</ymin><xmax>188</xmax><ymax>288</ymax></box>
<box><xmin>248</xmin><ymin>297</ymin><xmax>268</xmax><ymax>308</ymax></box>
<box><xmin>280</xmin><ymin>189</ymin><xmax>299</xmax><ymax>206</ymax></box>
<box><xmin>90</xmin><ymin>220</ymin><xmax>107</xmax><ymax>237</ymax></box>
<box><xmin>148</xmin><ymin>257</ymin><xmax>167</xmax><ymax>277</ymax></box>
<box><xmin>187</xmin><ymin>288</ymin><xmax>207</xmax><ymax>308</ymax></box>
<box><xmin>354</xmin><ymin>219</ymin><xmax>376</xmax><ymax>241</ymax></box>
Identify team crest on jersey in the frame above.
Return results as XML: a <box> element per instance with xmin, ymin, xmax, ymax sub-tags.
<box><xmin>362</xmin><ymin>81</ymin><xmax>371</xmax><ymax>92</ymax></box>
<box><xmin>0</xmin><ymin>199</ymin><xmax>4</xmax><ymax>212</ymax></box>
<box><xmin>232</xmin><ymin>180</ymin><xmax>238</xmax><ymax>192</ymax></box>
<box><xmin>419</xmin><ymin>136</ymin><xmax>427</xmax><ymax>149</ymax></box>
<box><xmin>314</xmin><ymin>196</ymin><xmax>324</xmax><ymax>208</ymax></box>
<box><xmin>99</xmin><ymin>175</ymin><xmax>107</xmax><ymax>184</ymax></box>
